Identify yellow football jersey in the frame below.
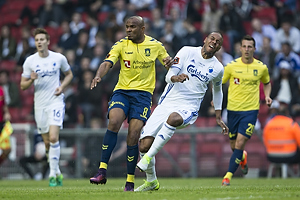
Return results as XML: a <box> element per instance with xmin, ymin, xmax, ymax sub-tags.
<box><xmin>105</xmin><ymin>35</ymin><xmax>169</xmax><ymax>94</ymax></box>
<box><xmin>222</xmin><ymin>57</ymin><xmax>270</xmax><ymax>111</ymax></box>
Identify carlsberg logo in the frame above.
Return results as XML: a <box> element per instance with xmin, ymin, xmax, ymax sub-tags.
<box><xmin>187</xmin><ymin>65</ymin><xmax>209</xmax><ymax>82</ymax></box>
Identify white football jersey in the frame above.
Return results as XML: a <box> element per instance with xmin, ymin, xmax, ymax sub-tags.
<box><xmin>22</xmin><ymin>51</ymin><xmax>70</xmax><ymax>108</ymax></box>
<box><xmin>158</xmin><ymin>46</ymin><xmax>224</xmax><ymax>111</ymax></box>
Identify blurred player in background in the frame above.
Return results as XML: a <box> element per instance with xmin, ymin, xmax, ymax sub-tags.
<box><xmin>221</xmin><ymin>35</ymin><xmax>272</xmax><ymax>186</ymax></box>
<box><xmin>20</xmin><ymin>28</ymin><xmax>73</xmax><ymax>186</ymax></box>
<box><xmin>0</xmin><ymin>86</ymin><xmax>12</xmax><ymax>166</ymax></box>
<box><xmin>135</xmin><ymin>32</ymin><xmax>228</xmax><ymax>191</ymax></box>
<box><xmin>19</xmin><ymin>132</ymin><xmax>49</xmax><ymax>180</ymax></box>
<box><xmin>89</xmin><ymin>16</ymin><xmax>173</xmax><ymax>191</ymax></box>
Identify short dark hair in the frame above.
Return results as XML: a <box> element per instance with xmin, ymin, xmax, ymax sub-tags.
<box><xmin>209</xmin><ymin>31</ymin><xmax>223</xmax><ymax>38</ymax></box>
<box><xmin>241</xmin><ymin>35</ymin><xmax>256</xmax><ymax>48</ymax></box>
<box><xmin>33</xmin><ymin>28</ymin><xmax>50</xmax><ymax>41</ymax></box>
<box><xmin>281</xmin><ymin>41</ymin><xmax>291</xmax><ymax>47</ymax></box>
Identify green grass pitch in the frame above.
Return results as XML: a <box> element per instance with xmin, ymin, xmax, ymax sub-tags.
<box><xmin>0</xmin><ymin>178</ymin><xmax>300</xmax><ymax>200</ymax></box>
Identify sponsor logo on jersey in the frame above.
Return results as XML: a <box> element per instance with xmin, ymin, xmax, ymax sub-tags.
<box><xmin>132</xmin><ymin>60</ymin><xmax>154</xmax><ymax>69</ymax></box>
<box><xmin>36</xmin><ymin>68</ymin><xmax>57</xmax><ymax>77</ymax></box>
<box><xmin>125</xmin><ymin>51</ymin><xmax>133</xmax><ymax>54</ymax></box>
<box><xmin>174</xmin><ymin>57</ymin><xmax>180</xmax><ymax>64</ymax></box>
<box><xmin>187</xmin><ymin>65</ymin><xmax>209</xmax><ymax>82</ymax></box>
<box><xmin>109</xmin><ymin>101</ymin><xmax>125</xmax><ymax>108</ymax></box>
<box><xmin>145</xmin><ymin>48</ymin><xmax>151</xmax><ymax>56</ymax></box>
<box><xmin>124</xmin><ymin>60</ymin><xmax>131</xmax><ymax>68</ymax></box>
<box><xmin>234</xmin><ymin>77</ymin><xmax>240</xmax><ymax>84</ymax></box>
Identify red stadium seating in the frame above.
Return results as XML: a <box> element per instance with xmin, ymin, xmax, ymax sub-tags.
<box><xmin>98</xmin><ymin>12</ymin><xmax>109</xmax><ymax>24</ymax></box>
<box><xmin>136</xmin><ymin>10</ymin><xmax>152</xmax><ymax>20</ymax></box>
<box><xmin>251</xmin><ymin>7</ymin><xmax>277</xmax><ymax>26</ymax></box>
<box><xmin>193</xmin><ymin>22</ymin><xmax>202</xmax><ymax>31</ymax></box>
<box><xmin>28</xmin><ymin>0</ymin><xmax>44</xmax><ymax>12</ymax></box>
<box><xmin>8</xmin><ymin>107</ymin><xmax>21</xmax><ymax>123</ymax></box>
<box><xmin>222</xmin><ymin>34</ymin><xmax>230</xmax><ymax>54</ymax></box>
<box><xmin>243</xmin><ymin>21</ymin><xmax>253</xmax><ymax>35</ymax></box>
<box><xmin>0</xmin><ymin>60</ymin><xmax>16</xmax><ymax>72</ymax></box>
<box><xmin>20</xmin><ymin>106</ymin><xmax>34</xmax><ymax>122</ymax></box>
<box><xmin>22</xmin><ymin>94</ymin><xmax>34</xmax><ymax>107</ymax></box>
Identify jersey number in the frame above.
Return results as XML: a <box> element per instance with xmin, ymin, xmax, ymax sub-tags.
<box><xmin>245</xmin><ymin>123</ymin><xmax>255</xmax><ymax>136</ymax></box>
<box><xmin>140</xmin><ymin>107</ymin><xmax>148</xmax><ymax>119</ymax></box>
<box><xmin>53</xmin><ymin>110</ymin><xmax>61</xmax><ymax>117</ymax></box>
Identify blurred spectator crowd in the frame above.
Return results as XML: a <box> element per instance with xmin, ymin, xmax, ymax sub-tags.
<box><xmin>0</xmin><ymin>0</ymin><xmax>300</xmax><ymax>130</ymax></box>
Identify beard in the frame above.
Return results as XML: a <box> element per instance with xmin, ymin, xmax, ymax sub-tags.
<box><xmin>203</xmin><ymin>46</ymin><xmax>215</xmax><ymax>58</ymax></box>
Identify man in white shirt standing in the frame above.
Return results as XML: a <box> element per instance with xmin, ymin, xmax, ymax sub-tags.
<box><xmin>20</xmin><ymin>28</ymin><xmax>73</xmax><ymax>187</ymax></box>
<box><xmin>135</xmin><ymin>32</ymin><xmax>229</xmax><ymax>192</ymax></box>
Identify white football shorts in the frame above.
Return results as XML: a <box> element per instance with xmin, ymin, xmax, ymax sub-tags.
<box><xmin>34</xmin><ymin>103</ymin><xmax>65</xmax><ymax>134</ymax></box>
<box><xmin>140</xmin><ymin>104</ymin><xmax>198</xmax><ymax>140</ymax></box>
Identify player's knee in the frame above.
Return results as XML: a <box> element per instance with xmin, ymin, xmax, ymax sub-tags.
<box><xmin>235</xmin><ymin>140</ymin><xmax>247</xmax><ymax>150</ymax></box>
<box><xmin>108</xmin><ymin>118</ymin><xmax>123</xmax><ymax>131</ymax></box>
<box><xmin>139</xmin><ymin>137</ymin><xmax>154</xmax><ymax>153</ymax></box>
<box><xmin>167</xmin><ymin>112</ymin><xmax>183</xmax><ymax>127</ymax></box>
<box><xmin>49</xmin><ymin>136</ymin><xmax>58</xmax><ymax>144</ymax></box>
<box><xmin>127</xmin><ymin>134</ymin><xmax>139</xmax><ymax>146</ymax></box>
<box><xmin>139</xmin><ymin>144</ymin><xmax>151</xmax><ymax>153</ymax></box>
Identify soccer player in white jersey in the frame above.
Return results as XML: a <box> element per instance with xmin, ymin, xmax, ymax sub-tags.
<box><xmin>135</xmin><ymin>32</ymin><xmax>229</xmax><ymax>191</ymax></box>
<box><xmin>20</xmin><ymin>28</ymin><xmax>73</xmax><ymax>187</ymax></box>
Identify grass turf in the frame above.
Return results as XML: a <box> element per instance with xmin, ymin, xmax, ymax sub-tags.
<box><xmin>0</xmin><ymin>178</ymin><xmax>300</xmax><ymax>200</ymax></box>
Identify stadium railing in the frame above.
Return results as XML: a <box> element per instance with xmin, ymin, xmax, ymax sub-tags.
<box><xmin>0</xmin><ymin>124</ymin><xmax>267</xmax><ymax>179</ymax></box>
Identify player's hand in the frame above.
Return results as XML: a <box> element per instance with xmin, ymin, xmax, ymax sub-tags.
<box><xmin>54</xmin><ymin>87</ymin><xmax>63</xmax><ymax>96</ymax></box>
<box><xmin>163</xmin><ymin>56</ymin><xmax>174</xmax><ymax>69</ymax></box>
<box><xmin>265</xmin><ymin>96</ymin><xmax>272</xmax><ymax>107</ymax></box>
<box><xmin>91</xmin><ymin>77</ymin><xmax>101</xmax><ymax>90</ymax></box>
<box><xmin>4</xmin><ymin>112</ymin><xmax>11</xmax><ymax>121</ymax></box>
<box><xmin>171</xmin><ymin>73</ymin><xmax>189</xmax><ymax>83</ymax></box>
<box><xmin>216</xmin><ymin>119</ymin><xmax>228</xmax><ymax>135</ymax></box>
<box><xmin>30</xmin><ymin>71</ymin><xmax>38</xmax><ymax>80</ymax></box>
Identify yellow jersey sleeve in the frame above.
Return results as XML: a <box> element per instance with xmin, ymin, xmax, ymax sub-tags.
<box><xmin>260</xmin><ymin>64</ymin><xmax>270</xmax><ymax>84</ymax></box>
<box><xmin>105</xmin><ymin>38</ymin><xmax>124</xmax><ymax>65</ymax></box>
<box><xmin>106</xmin><ymin>35</ymin><xmax>169</xmax><ymax>94</ymax></box>
<box><xmin>222</xmin><ymin>60</ymin><xmax>234</xmax><ymax>84</ymax></box>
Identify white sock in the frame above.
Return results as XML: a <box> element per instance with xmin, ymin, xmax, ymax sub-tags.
<box><xmin>49</xmin><ymin>141</ymin><xmax>60</xmax><ymax>177</ymax></box>
<box><xmin>140</xmin><ymin>152</ymin><xmax>157</xmax><ymax>182</ymax></box>
<box><xmin>147</xmin><ymin>123</ymin><xmax>175</xmax><ymax>158</ymax></box>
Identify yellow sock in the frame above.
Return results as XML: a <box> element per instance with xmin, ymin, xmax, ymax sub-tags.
<box><xmin>126</xmin><ymin>174</ymin><xmax>135</xmax><ymax>183</ymax></box>
<box><xmin>223</xmin><ymin>172</ymin><xmax>233</xmax><ymax>180</ymax></box>
<box><xmin>99</xmin><ymin>162</ymin><xmax>108</xmax><ymax>169</ymax></box>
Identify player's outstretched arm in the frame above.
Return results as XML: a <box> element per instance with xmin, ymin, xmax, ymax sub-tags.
<box><xmin>91</xmin><ymin>61</ymin><xmax>112</xmax><ymax>90</ymax></box>
<box><xmin>263</xmin><ymin>82</ymin><xmax>272</xmax><ymax>107</ymax></box>
<box><xmin>163</xmin><ymin>56</ymin><xmax>174</xmax><ymax>69</ymax></box>
<box><xmin>215</xmin><ymin>110</ymin><xmax>228</xmax><ymax>135</ymax></box>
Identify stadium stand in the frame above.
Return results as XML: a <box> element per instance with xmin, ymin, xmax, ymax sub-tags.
<box><xmin>0</xmin><ymin>0</ymin><xmax>299</xmax><ymax>179</ymax></box>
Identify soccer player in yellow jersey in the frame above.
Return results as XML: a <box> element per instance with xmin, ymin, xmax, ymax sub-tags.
<box><xmin>221</xmin><ymin>35</ymin><xmax>272</xmax><ymax>186</ymax></box>
<box><xmin>89</xmin><ymin>16</ymin><xmax>173</xmax><ymax>191</ymax></box>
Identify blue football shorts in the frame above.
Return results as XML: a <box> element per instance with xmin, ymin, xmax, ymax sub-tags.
<box><xmin>227</xmin><ymin>110</ymin><xmax>258</xmax><ymax>140</ymax></box>
<box><xmin>108</xmin><ymin>89</ymin><xmax>152</xmax><ymax>123</ymax></box>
